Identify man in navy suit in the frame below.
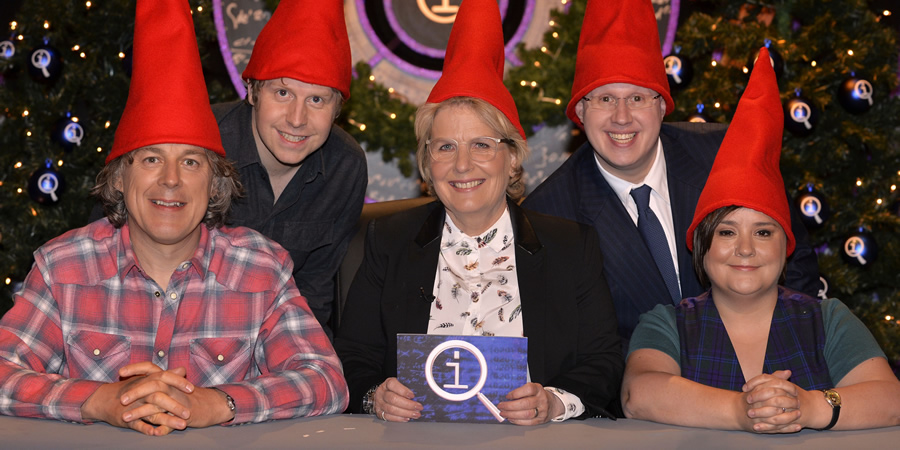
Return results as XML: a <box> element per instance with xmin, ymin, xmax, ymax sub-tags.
<box><xmin>523</xmin><ymin>0</ymin><xmax>820</xmax><ymax>344</ymax></box>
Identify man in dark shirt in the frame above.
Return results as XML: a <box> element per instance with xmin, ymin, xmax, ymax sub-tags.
<box><xmin>212</xmin><ymin>0</ymin><xmax>366</xmax><ymax>337</ymax></box>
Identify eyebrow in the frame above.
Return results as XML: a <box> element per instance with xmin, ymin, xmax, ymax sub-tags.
<box><xmin>719</xmin><ymin>220</ymin><xmax>778</xmax><ymax>227</ymax></box>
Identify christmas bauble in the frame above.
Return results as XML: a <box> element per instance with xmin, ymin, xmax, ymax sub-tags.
<box><xmin>841</xmin><ymin>228</ymin><xmax>878</xmax><ymax>267</ymax></box>
<box><xmin>27</xmin><ymin>163</ymin><xmax>65</xmax><ymax>205</ymax></box>
<box><xmin>747</xmin><ymin>45</ymin><xmax>784</xmax><ymax>79</ymax></box>
<box><xmin>664</xmin><ymin>52</ymin><xmax>693</xmax><ymax>91</ymax></box>
<box><xmin>794</xmin><ymin>187</ymin><xmax>830</xmax><ymax>229</ymax></box>
<box><xmin>52</xmin><ymin>115</ymin><xmax>85</xmax><ymax>152</ymax></box>
<box><xmin>27</xmin><ymin>44</ymin><xmax>63</xmax><ymax>84</ymax></box>
<box><xmin>837</xmin><ymin>75</ymin><xmax>875</xmax><ymax>114</ymax></box>
<box><xmin>0</xmin><ymin>39</ymin><xmax>14</xmax><ymax>60</ymax></box>
<box><xmin>686</xmin><ymin>104</ymin><xmax>713</xmax><ymax>123</ymax></box>
<box><xmin>783</xmin><ymin>96</ymin><xmax>820</xmax><ymax>137</ymax></box>
<box><xmin>816</xmin><ymin>274</ymin><xmax>830</xmax><ymax>300</ymax></box>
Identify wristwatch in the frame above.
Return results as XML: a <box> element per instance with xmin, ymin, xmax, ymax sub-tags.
<box><xmin>362</xmin><ymin>384</ymin><xmax>379</xmax><ymax>415</ymax></box>
<box><xmin>815</xmin><ymin>389</ymin><xmax>841</xmax><ymax>430</ymax></box>
<box><xmin>214</xmin><ymin>388</ymin><xmax>236</xmax><ymax>414</ymax></box>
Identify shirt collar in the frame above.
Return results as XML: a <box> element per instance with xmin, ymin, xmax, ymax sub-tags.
<box><xmin>443</xmin><ymin>207</ymin><xmax>513</xmax><ymax>254</ymax></box>
<box><xmin>595</xmin><ymin>138</ymin><xmax>670</xmax><ymax>204</ymax></box>
<box><xmin>117</xmin><ymin>223</ymin><xmax>209</xmax><ymax>282</ymax></box>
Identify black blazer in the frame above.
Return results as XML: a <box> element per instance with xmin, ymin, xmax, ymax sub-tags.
<box><xmin>335</xmin><ymin>200</ymin><xmax>624</xmax><ymax>418</ymax></box>
<box><xmin>523</xmin><ymin>122</ymin><xmax>821</xmax><ymax>344</ymax></box>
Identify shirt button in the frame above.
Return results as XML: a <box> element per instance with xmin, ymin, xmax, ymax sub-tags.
<box><xmin>181</xmin><ymin>263</ymin><xmax>189</xmax><ymax>269</ymax></box>
<box><xmin>93</xmin><ymin>349</ymin><xmax>101</xmax><ymax>356</ymax></box>
<box><xmin>154</xmin><ymin>291</ymin><xmax>161</xmax><ymax>297</ymax></box>
<box><xmin>158</xmin><ymin>350</ymin><xmax>165</xmax><ymax>358</ymax></box>
<box><xmin>217</xmin><ymin>354</ymin><xmax>225</xmax><ymax>362</ymax></box>
<box><xmin>169</xmin><ymin>292</ymin><xmax>177</xmax><ymax>300</ymax></box>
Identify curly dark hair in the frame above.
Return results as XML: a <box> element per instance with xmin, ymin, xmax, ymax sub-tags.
<box><xmin>91</xmin><ymin>148</ymin><xmax>243</xmax><ymax>229</ymax></box>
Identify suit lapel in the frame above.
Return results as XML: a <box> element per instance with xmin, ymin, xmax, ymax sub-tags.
<box><xmin>510</xmin><ymin>203</ymin><xmax>546</xmax><ymax>382</ymax></box>
<box><xmin>400</xmin><ymin>203</ymin><xmax>445</xmax><ymax>334</ymax></box>
<box><xmin>574</xmin><ymin>143</ymin><xmax>673</xmax><ymax>317</ymax></box>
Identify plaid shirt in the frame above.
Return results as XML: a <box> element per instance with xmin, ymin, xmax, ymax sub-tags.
<box><xmin>0</xmin><ymin>220</ymin><xmax>348</xmax><ymax>424</ymax></box>
<box><xmin>676</xmin><ymin>287</ymin><xmax>831</xmax><ymax>391</ymax></box>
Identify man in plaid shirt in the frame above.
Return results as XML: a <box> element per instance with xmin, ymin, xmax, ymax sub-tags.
<box><xmin>0</xmin><ymin>0</ymin><xmax>348</xmax><ymax>436</ymax></box>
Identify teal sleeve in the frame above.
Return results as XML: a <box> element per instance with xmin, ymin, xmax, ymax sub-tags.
<box><xmin>627</xmin><ymin>304</ymin><xmax>679</xmax><ymax>364</ymax></box>
<box><xmin>822</xmin><ymin>298</ymin><xmax>887</xmax><ymax>385</ymax></box>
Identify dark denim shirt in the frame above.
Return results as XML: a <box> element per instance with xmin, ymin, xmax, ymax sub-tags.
<box><xmin>212</xmin><ymin>100</ymin><xmax>367</xmax><ymax>337</ymax></box>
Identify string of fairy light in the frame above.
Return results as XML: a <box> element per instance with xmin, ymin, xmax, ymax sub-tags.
<box><xmin>3</xmin><ymin>1</ymin><xmax>899</xmax><ymax>308</ymax></box>
<box><xmin>2</xmin><ymin>2</ymin><xmax>213</xmax><ymax>287</ymax></box>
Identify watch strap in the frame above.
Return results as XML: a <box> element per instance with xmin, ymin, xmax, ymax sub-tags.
<box><xmin>814</xmin><ymin>389</ymin><xmax>840</xmax><ymax>431</ymax></box>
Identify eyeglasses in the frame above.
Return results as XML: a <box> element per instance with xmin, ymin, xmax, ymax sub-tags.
<box><xmin>426</xmin><ymin>136</ymin><xmax>514</xmax><ymax>162</ymax></box>
<box><xmin>582</xmin><ymin>93</ymin><xmax>662</xmax><ymax>111</ymax></box>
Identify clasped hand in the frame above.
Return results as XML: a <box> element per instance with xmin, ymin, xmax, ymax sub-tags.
<box><xmin>81</xmin><ymin>361</ymin><xmax>231</xmax><ymax>436</ymax></box>
<box><xmin>740</xmin><ymin>369</ymin><xmax>806</xmax><ymax>433</ymax></box>
<box><xmin>373</xmin><ymin>377</ymin><xmax>562</xmax><ymax>425</ymax></box>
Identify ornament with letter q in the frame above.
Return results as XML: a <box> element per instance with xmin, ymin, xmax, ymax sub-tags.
<box><xmin>783</xmin><ymin>90</ymin><xmax>820</xmax><ymax>137</ymax></box>
<box><xmin>746</xmin><ymin>40</ymin><xmax>784</xmax><ymax>79</ymax></box>
<box><xmin>841</xmin><ymin>227</ymin><xmax>878</xmax><ymax>267</ymax></box>
<box><xmin>27</xmin><ymin>42</ymin><xmax>63</xmax><ymax>84</ymax></box>
<box><xmin>794</xmin><ymin>184</ymin><xmax>830</xmax><ymax>229</ymax></box>
<box><xmin>53</xmin><ymin>114</ymin><xmax>85</xmax><ymax>152</ymax></box>
<box><xmin>837</xmin><ymin>73</ymin><xmax>874</xmax><ymax>114</ymax></box>
<box><xmin>28</xmin><ymin>159</ymin><xmax>65</xmax><ymax>205</ymax></box>
<box><xmin>664</xmin><ymin>46</ymin><xmax>693</xmax><ymax>91</ymax></box>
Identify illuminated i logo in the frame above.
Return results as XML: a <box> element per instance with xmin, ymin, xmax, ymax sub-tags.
<box><xmin>418</xmin><ymin>0</ymin><xmax>459</xmax><ymax>24</ymax></box>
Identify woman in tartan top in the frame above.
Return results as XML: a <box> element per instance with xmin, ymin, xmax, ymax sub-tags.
<box><xmin>621</xmin><ymin>48</ymin><xmax>900</xmax><ymax>433</ymax></box>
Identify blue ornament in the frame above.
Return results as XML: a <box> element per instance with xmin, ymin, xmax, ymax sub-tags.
<box><xmin>794</xmin><ymin>185</ymin><xmax>830</xmax><ymax>229</ymax></box>
<box><xmin>747</xmin><ymin>40</ymin><xmax>784</xmax><ymax>79</ymax></box>
<box><xmin>816</xmin><ymin>274</ymin><xmax>830</xmax><ymax>300</ymax></box>
<box><xmin>27</xmin><ymin>160</ymin><xmax>65</xmax><ymax>205</ymax></box>
<box><xmin>27</xmin><ymin>42</ymin><xmax>63</xmax><ymax>84</ymax></box>
<box><xmin>664</xmin><ymin>46</ymin><xmax>693</xmax><ymax>91</ymax></box>
<box><xmin>837</xmin><ymin>73</ymin><xmax>875</xmax><ymax>114</ymax></box>
<box><xmin>0</xmin><ymin>39</ymin><xmax>14</xmax><ymax>60</ymax></box>
<box><xmin>841</xmin><ymin>228</ymin><xmax>878</xmax><ymax>267</ymax></box>
<box><xmin>686</xmin><ymin>103</ymin><xmax>713</xmax><ymax>123</ymax></box>
<box><xmin>53</xmin><ymin>114</ymin><xmax>85</xmax><ymax>152</ymax></box>
<box><xmin>783</xmin><ymin>90</ymin><xmax>820</xmax><ymax>137</ymax></box>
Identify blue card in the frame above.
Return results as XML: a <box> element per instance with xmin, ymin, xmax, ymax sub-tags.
<box><xmin>396</xmin><ymin>334</ymin><xmax>528</xmax><ymax>423</ymax></box>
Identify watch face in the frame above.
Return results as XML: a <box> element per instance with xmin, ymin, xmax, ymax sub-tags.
<box><xmin>824</xmin><ymin>389</ymin><xmax>841</xmax><ymax>407</ymax></box>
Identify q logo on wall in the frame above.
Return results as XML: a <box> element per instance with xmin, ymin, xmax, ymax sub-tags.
<box><xmin>214</xmin><ymin>1</ymin><xmax>679</xmax><ymax>103</ymax></box>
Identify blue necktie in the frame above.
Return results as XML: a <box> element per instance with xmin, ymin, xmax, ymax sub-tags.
<box><xmin>630</xmin><ymin>185</ymin><xmax>681</xmax><ymax>303</ymax></box>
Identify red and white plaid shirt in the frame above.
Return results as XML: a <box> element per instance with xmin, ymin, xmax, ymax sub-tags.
<box><xmin>0</xmin><ymin>220</ymin><xmax>348</xmax><ymax>424</ymax></box>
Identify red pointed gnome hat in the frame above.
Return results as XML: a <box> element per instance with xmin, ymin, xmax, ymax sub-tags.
<box><xmin>425</xmin><ymin>0</ymin><xmax>525</xmax><ymax>139</ymax></box>
<box><xmin>242</xmin><ymin>0</ymin><xmax>351</xmax><ymax>100</ymax></box>
<box><xmin>686</xmin><ymin>47</ymin><xmax>795</xmax><ymax>256</ymax></box>
<box><xmin>108</xmin><ymin>0</ymin><xmax>224</xmax><ymax>164</ymax></box>
<box><xmin>567</xmin><ymin>0</ymin><xmax>674</xmax><ymax>127</ymax></box>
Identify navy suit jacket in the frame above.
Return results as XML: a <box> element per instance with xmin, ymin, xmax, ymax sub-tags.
<box><xmin>523</xmin><ymin>122</ymin><xmax>820</xmax><ymax>344</ymax></box>
<box><xmin>335</xmin><ymin>200</ymin><xmax>624</xmax><ymax>418</ymax></box>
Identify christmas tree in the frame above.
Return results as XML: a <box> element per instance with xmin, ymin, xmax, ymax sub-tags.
<box><xmin>667</xmin><ymin>0</ymin><xmax>900</xmax><ymax>366</ymax></box>
<box><xmin>0</xmin><ymin>1</ymin><xmax>236</xmax><ymax>309</ymax></box>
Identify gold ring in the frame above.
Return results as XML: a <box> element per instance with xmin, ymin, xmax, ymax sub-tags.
<box><xmin>533</xmin><ymin>407</ymin><xmax>539</xmax><ymax>418</ymax></box>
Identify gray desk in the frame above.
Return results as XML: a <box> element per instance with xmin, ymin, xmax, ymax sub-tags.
<box><xmin>0</xmin><ymin>414</ymin><xmax>897</xmax><ymax>448</ymax></box>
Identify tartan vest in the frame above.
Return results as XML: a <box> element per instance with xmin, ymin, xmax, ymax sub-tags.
<box><xmin>676</xmin><ymin>287</ymin><xmax>832</xmax><ymax>391</ymax></box>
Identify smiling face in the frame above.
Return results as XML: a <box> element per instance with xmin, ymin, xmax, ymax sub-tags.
<box><xmin>115</xmin><ymin>143</ymin><xmax>214</xmax><ymax>253</ymax></box>
<box><xmin>428</xmin><ymin>104</ymin><xmax>517</xmax><ymax>235</ymax></box>
<box><xmin>703</xmin><ymin>207</ymin><xmax>787</xmax><ymax>302</ymax></box>
<box><xmin>575</xmin><ymin>82</ymin><xmax>666</xmax><ymax>184</ymax></box>
<box><xmin>249</xmin><ymin>78</ymin><xmax>339</xmax><ymax>172</ymax></box>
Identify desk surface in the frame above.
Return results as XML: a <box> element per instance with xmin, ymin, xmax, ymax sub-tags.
<box><xmin>1</xmin><ymin>414</ymin><xmax>897</xmax><ymax>449</ymax></box>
